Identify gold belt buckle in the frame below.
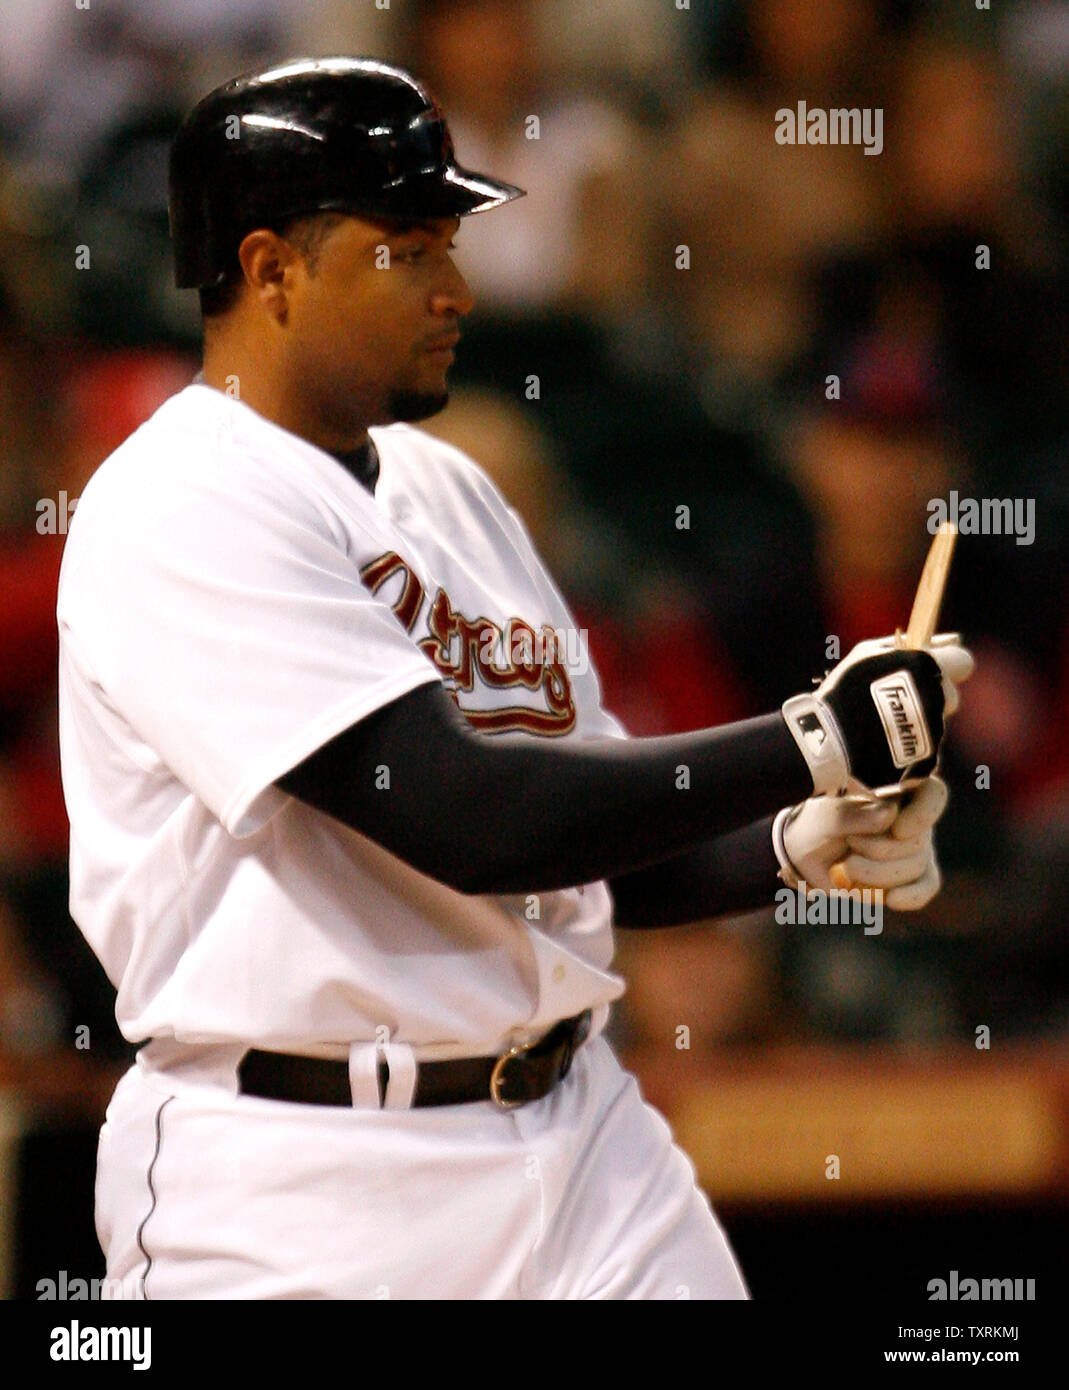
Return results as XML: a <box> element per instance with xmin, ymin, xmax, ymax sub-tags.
<box><xmin>489</xmin><ymin>1036</ymin><xmax>537</xmax><ymax>1110</ymax></box>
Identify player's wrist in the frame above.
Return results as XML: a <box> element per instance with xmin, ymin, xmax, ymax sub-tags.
<box><xmin>771</xmin><ymin>803</ymin><xmax>806</xmax><ymax>887</ymax></box>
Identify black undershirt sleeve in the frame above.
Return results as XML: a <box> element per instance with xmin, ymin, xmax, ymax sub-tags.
<box><xmin>606</xmin><ymin>816</ymin><xmax>781</xmax><ymax>926</ymax></box>
<box><xmin>277</xmin><ymin>680</ymin><xmax>810</xmax><ymax>918</ymax></box>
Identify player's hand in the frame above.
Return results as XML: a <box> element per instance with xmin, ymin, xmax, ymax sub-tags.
<box><xmin>772</xmin><ymin>776</ymin><xmax>948</xmax><ymax>910</ymax></box>
<box><xmin>781</xmin><ymin>633</ymin><xmax>974</xmax><ymax>798</ymax></box>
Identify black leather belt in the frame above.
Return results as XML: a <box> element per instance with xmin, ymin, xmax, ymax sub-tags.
<box><xmin>237</xmin><ymin>1010</ymin><xmax>593</xmax><ymax>1110</ymax></box>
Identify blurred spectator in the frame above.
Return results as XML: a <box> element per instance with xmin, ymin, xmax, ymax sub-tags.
<box><xmin>288</xmin><ymin>1</ymin><xmax>401</xmax><ymax>59</ymax></box>
<box><xmin>812</xmin><ymin>32</ymin><xmax>1069</xmax><ymax>465</ymax></box>
<box><xmin>404</xmin><ymin>0</ymin><xmax>651</xmax><ymax>322</ymax></box>
<box><xmin>0</xmin><ymin>0</ymin><xmax>291</xmax><ymax>183</ymax></box>
<box><xmin>662</xmin><ymin>0</ymin><xmax>891</xmax><ymax>410</ymax></box>
<box><xmin>0</xmin><ymin>0</ymin><xmax>296</xmax><ymax>346</ymax></box>
<box><xmin>1005</xmin><ymin>0</ymin><xmax>1069</xmax><ymax>244</ymax></box>
<box><xmin>535</xmin><ymin>0</ymin><xmax>700</xmax><ymax>117</ymax></box>
<box><xmin>784</xmin><ymin>333</ymin><xmax>958</xmax><ymax>647</ymax></box>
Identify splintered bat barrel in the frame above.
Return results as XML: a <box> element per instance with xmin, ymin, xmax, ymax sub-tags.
<box><xmin>829</xmin><ymin>523</ymin><xmax>958</xmax><ymax>892</ymax></box>
<box><xmin>904</xmin><ymin>521</ymin><xmax>957</xmax><ymax>649</ymax></box>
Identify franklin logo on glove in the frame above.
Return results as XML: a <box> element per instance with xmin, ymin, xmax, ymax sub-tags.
<box><xmin>869</xmin><ymin>673</ymin><xmax>933</xmax><ymax>769</ymax></box>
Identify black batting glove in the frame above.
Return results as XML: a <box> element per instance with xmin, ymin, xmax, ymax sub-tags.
<box><xmin>781</xmin><ymin>637</ymin><xmax>968</xmax><ymax>798</ymax></box>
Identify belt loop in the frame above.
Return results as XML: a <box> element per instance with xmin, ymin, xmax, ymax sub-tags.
<box><xmin>378</xmin><ymin>1040</ymin><xmax>417</xmax><ymax>1110</ymax></box>
<box><xmin>347</xmin><ymin>1042</ymin><xmax>382</xmax><ymax>1106</ymax></box>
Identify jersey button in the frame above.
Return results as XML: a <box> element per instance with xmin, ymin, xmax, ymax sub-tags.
<box><xmin>552</xmin><ymin>964</ymin><xmax>566</xmax><ymax>983</ymax></box>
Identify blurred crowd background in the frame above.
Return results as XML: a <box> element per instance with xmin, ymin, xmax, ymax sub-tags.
<box><xmin>0</xmin><ymin>0</ymin><xmax>1067</xmax><ymax>1296</ymax></box>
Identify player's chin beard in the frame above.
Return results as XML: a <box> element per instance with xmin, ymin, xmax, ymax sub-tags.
<box><xmin>386</xmin><ymin>388</ymin><xmax>450</xmax><ymax>423</ymax></box>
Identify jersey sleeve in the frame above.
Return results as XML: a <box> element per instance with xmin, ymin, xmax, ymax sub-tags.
<box><xmin>58</xmin><ymin>469</ymin><xmax>441</xmax><ymax>838</ymax></box>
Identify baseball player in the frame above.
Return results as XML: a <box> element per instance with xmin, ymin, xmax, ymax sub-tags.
<box><xmin>57</xmin><ymin>58</ymin><xmax>972</xmax><ymax>1300</ymax></box>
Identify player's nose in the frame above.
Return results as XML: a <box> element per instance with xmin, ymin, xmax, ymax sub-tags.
<box><xmin>430</xmin><ymin>258</ymin><xmax>475</xmax><ymax>318</ymax></box>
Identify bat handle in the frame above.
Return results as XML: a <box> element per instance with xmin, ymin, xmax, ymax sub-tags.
<box><xmin>830</xmin><ymin>862</ymin><xmax>853</xmax><ymax>891</ymax></box>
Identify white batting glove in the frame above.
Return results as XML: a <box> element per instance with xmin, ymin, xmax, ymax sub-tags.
<box><xmin>916</xmin><ymin>632</ymin><xmax>974</xmax><ymax>716</ymax></box>
<box><xmin>772</xmin><ymin>776</ymin><xmax>949</xmax><ymax>911</ymax></box>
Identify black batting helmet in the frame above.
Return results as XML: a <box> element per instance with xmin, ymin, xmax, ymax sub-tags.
<box><xmin>168</xmin><ymin>56</ymin><xmax>525</xmax><ymax>290</ymax></box>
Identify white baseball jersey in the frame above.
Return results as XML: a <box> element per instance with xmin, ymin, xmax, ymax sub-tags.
<box><xmin>57</xmin><ymin>382</ymin><xmax>627</xmax><ymax>1058</ymax></box>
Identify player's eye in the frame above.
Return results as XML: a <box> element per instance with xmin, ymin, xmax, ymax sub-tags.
<box><xmin>395</xmin><ymin>236</ymin><xmax>456</xmax><ymax>263</ymax></box>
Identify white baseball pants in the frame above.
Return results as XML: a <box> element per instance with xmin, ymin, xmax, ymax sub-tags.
<box><xmin>95</xmin><ymin>1034</ymin><xmax>749</xmax><ymax>1300</ymax></box>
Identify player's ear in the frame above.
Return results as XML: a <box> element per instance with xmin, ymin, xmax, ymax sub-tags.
<box><xmin>236</xmin><ymin>229</ymin><xmax>300</xmax><ymax>323</ymax></box>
